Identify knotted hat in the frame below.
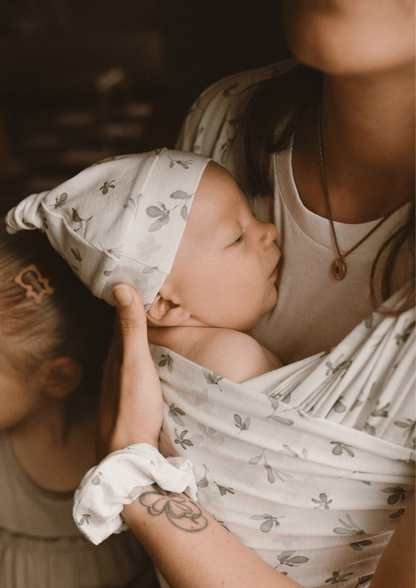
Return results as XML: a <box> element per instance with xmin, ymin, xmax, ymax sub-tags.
<box><xmin>6</xmin><ymin>149</ymin><xmax>211</xmax><ymax>305</ymax></box>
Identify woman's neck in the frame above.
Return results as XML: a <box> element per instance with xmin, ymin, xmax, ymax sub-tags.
<box><xmin>292</xmin><ymin>65</ymin><xmax>415</xmax><ymax>223</ymax></box>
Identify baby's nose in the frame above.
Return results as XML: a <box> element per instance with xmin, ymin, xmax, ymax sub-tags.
<box><xmin>261</xmin><ymin>221</ymin><xmax>278</xmax><ymax>245</ymax></box>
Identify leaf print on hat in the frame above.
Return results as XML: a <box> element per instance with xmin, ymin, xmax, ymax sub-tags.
<box><xmin>50</xmin><ymin>192</ymin><xmax>68</xmax><ymax>209</ymax></box>
<box><xmin>71</xmin><ymin>247</ymin><xmax>82</xmax><ymax>263</ymax></box>
<box><xmin>100</xmin><ymin>243</ymin><xmax>125</xmax><ymax>259</ymax></box>
<box><xmin>330</xmin><ymin>442</ymin><xmax>355</xmax><ymax>457</ymax></box>
<box><xmin>100</xmin><ymin>180</ymin><xmax>115</xmax><ymax>194</ymax></box>
<box><xmin>78</xmin><ymin>514</ymin><xmax>91</xmax><ymax>526</ymax></box>
<box><xmin>133</xmin><ymin>273</ymin><xmax>154</xmax><ymax>293</ymax></box>
<box><xmin>136</xmin><ymin>235</ymin><xmax>162</xmax><ymax>262</ymax></box>
<box><xmin>124</xmin><ymin>193</ymin><xmax>142</xmax><ymax>214</ymax></box>
<box><xmin>71</xmin><ymin>208</ymin><xmax>93</xmax><ymax>233</ymax></box>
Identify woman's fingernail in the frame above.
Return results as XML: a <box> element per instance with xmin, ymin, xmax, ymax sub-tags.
<box><xmin>113</xmin><ymin>285</ymin><xmax>133</xmax><ymax>307</ymax></box>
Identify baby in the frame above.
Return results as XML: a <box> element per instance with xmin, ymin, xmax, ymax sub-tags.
<box><xmin>6</xmin><ymin>148</ymin><xmax>282</xmax><ymax>382</ymax></box>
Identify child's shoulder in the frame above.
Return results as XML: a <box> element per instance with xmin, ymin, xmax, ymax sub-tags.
<box><xmin>151</xmin><ymin>326</ymin><xmax>282</xmax><ymax>383</ymax></box>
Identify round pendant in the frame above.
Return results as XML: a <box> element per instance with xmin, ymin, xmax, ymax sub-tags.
<box><xmin>331</xmin><ymin>258</ymin><xmax>346</xmax><ymax>281</ymax></box>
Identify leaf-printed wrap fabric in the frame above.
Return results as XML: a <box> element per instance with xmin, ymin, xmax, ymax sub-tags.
<box><xmin>153</xmin><ymin>290</ymin><xmax>415</xmax><ymax>588</ymax></box>
<box><xmin>5</xmin><ymin>149</ymin><xmax>211</xmax><ymax>306</ymax></box>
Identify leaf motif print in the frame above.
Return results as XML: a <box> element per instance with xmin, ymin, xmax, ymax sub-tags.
<box><xmin>355</xmin><ymin>574</ymin><xmax>374</xmax><ymax>587</ymax></box>
<box><xmin>381</xmin><ymin>486</ymin><xmax>406</xmax><ymax>504</ymax></box>
<box><xmin>349</xmin><ymin>539</ymin><xmax>372</xmax><ymax>551</ymax></box>
<box><xmin>275</xmin><ymin>551</ymin><xmax>309</xmax><ymax>568</ymax></box>
<box><xmin>234</xmin><ymin>414</ymin><xmax>250</xmax><ymax>432</ymax></box>
<box><xmin>330</xmin><ymin>442</ymin><xmax>355</xmax><ymax>457</ymax></box>
<box><xmin>71</xmin><ymin>208</ymin><xmax>93</xmax><ymax>232</ymax></box>
<box><xmin>168</xmin><ymin>404</ymin><xmax>186</xmax><ymax>426</ymax></box>
<box><xmin>195</xmin><ymin>424</ymin><xmax>224</xmax><ymax>446</ymax></box>
<box><xmin>250</xmin><ymin>514</ymin><xmax>282</xmax><ymax>533</ymax></box>
<box><xmin>174</xmin><ymin>428</ymin><xmax>193</xmax><ymax>450</ymax></box>
<box><xmin>216</xmin><ymin>483</ymin><xmax>235</xmax><ymax>497</ymax></box>
<box><xmin>311</xmin><ymin>493</ymin><xmax>332</xmax><ymax>509</ymax></box>
<box><xmin>143</xmin><ymin>266</ymin><xmax>158</xmax><ymax>274</ymax></box>
<box><xmin>249</xmin><ymin>454</ymin><xmax>262</xmax><ymax>465</ymax></box>
<box><xmin>128</xmin><ymin>486</ymin><xmax>145</xmax><ymax>500</ymax></box>
<box><xmin>51</xmin><ymin>192</ymin><xmax>68</xmax><ymax>208</ymax></box>
<box><xmin>333</xmin><ymin>398</ymin><xmax>347</xmax><ymax>413</ymax></box>
<box><xmin>103</xmin><ymin>270</ymin><xmax>112</xmax><ymax>276</ymax></box>
<box><xmin>364</xmin><ymin>423</ymin><xmax>376</xmax><ymax>436</ymax></box>
<box><xmin>149</xmin><ymin>213</ymin><xmax>170</xmax><ymax>232</ymax></box>
<box><xmin>333</xmin><ymin>514</ymin><xmax>364</xmax><ymax>535</ymax></box>
<box><xmin>393</xmin><ymin>418</ymin><xmax>415</xmax><ymax>436</ymax></box>
<box><xmin>371</xmin><ymin>402</ymin><xmax>390</xmax><ymax>418</ymax></box>
<box><xmin>279</xmin><ymin>445</ymin><xmax>308</xmax><ymax>460</ymax></box>
<box><xmin>170</xmin><ymin>190</ymin><xmax>191</xmax><ymax>200</ymax></box>
<box><xmin>101</xmin><ymin>244</ymin><xmax>125</xmax><ymax>259</ymax></box>
<box><xmin>271</xmin><ymin>415</ymin><xmax>294</xmax><ymax>426</ymax></box>
<box><xmin>71</xmin><ymin>247</ymin><xmax>82</xmax><ymax>262</ymax></box>
<box><xmin>389</xmin><ymin>508</ymin><xmax>405</xmax><ymax>519</ymax></box>
<box><xmin>325</xmin><ymin>570</ymin><xmax>354</xmax><ymax>584</ymax></box>
<box><xmin>181</xmin><ymin>204</ymin><xmax>188</xmax><ymax>220</ymax></box>
<box><xmin>202</xmin><ymin>369</ymin><xmax>223</xmax><ymax>390</ymax></box>
<box><xmin>167</xmin><ymin>157</ymin><xmax>193</xmax><ymax>169</ymax></box>
<box><xmin>100</xmin><ymin>180</ymin><xmax>116</xmax><ymax>194</ymax></box>
<box><xmin>78</xmin><ymin>514</ymin><xmax>91</xmax><ymax>526</ymax></box>
<box><xmin>147</xmin><ymin>205</ymin><xmax>166</xmax><ymax>218</ymax></box>
<box><xmin>124</xmin><ymin>194</ymin><xmax>142</xmax><ymax>213</ymax></box>
<box><xmin>395</xmin><ymin>320</ymin><xmax>415</xmax><ymax>345</ymax></box>
<box><xmin>159</xmin><ymin>353</ymin><xmax>174</xmax><ymax>372</ymax></box>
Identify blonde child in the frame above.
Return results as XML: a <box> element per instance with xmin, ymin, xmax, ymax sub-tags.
<box><xmin>0</xmin><ymin>219</ymin><xmax>158</xmax><ymax>588</ymax></box>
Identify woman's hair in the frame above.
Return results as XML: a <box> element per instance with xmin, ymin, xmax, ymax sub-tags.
<box><xmin>0</xmin><ymin>219</ymin><xmax>115</xmax><ymax>429</ymax></box>
<box><xmin>237</xmin><ymin>59</ymin><xmax>415</xmax><ymax>312</ymax></box>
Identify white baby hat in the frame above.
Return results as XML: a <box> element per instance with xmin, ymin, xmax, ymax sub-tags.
<box><xmin>6</xmin><ymin>149</ymin><xmax>211</xmax><ymax>306</ymax></box>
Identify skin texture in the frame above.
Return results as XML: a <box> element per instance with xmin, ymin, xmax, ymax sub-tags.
<box><xmin>148</xmin><ymin>162</ymin><xmax>281</xmax><ymax>332</ymax></box>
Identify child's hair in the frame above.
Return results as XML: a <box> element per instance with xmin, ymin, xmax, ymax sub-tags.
<box><xmin>0</xmin><ymin>218</ymin><xmax>115</xmax><ymax>430</ymax></box>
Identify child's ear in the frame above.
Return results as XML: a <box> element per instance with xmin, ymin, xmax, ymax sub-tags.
<box><xmin>147</xmin><ymin>292</ymin><xmax>191</xmax><ymax>327</ymax></box>
<box><xmin>41</xmin><ymin>357</ymin><xmax>83</xmax><ymax>400</ymax></box>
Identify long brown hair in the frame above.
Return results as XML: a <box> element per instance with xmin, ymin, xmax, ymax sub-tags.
<box><xmin>237</xmin><ymin>59</ymin><xmax>415</xmax><ymax>312</ymax></box>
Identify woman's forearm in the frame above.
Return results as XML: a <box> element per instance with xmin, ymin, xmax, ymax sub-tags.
<box><xmin>122</xmin><ymin>485</ymin><xmax>303</xmax><ymax>588</ymax></box>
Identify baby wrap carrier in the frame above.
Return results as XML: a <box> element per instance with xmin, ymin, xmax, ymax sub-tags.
<box><xmin>6</xmin><ymin>148</ymin><xmax>414</xmax><ymax>588</ymax></box>
<box><xmin>154</xmin><ymin>289</ymin><xmax>415</xmax><ymax>588</ymax></box>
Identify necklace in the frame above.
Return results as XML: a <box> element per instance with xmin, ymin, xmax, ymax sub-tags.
<box><xmin>317</xmin><ymin>100</ymin><xmax>395</xmax><ymax>281</ymax></box>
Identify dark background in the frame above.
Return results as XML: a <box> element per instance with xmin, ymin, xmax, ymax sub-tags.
<box><xmin>0</xmin><ymin>0</ymin><xmax>290</xmax><ymax>212</ymax></box>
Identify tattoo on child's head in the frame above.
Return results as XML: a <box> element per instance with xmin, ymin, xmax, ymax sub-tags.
<box><xmin>14</xmin><ymin>264</ymin><xmax>55</xmax><ymax>304</ymax></box>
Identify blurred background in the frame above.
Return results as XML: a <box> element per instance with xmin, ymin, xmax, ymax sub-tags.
<box><xmin>0</xmin><ymin>0</ymin><xmax>290</xmax><ymax>213</ymax></box>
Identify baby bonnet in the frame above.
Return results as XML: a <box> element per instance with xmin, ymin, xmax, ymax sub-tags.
<box><xmin>6</xmin><ymin>148</ymin><xmax>211</xmax><ymax>306</ymax></box>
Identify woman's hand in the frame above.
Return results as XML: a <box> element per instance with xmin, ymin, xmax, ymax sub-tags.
<box><xmin>96</xmin><ymin>284</ymin><xmax>163</xmax><ymax>460</ymax></box>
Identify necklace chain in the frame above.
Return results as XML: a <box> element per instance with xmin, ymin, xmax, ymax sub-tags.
<box><xmin>317</xmin><ymin>99</ymin><xmax>395</xmax><ymax>279</ymax></box>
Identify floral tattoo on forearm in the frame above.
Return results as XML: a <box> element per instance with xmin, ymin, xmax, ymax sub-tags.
<box><xmin>139</xmin><ymin>486</ymin><xmax>208</xmax><ymax>532</ymax></box>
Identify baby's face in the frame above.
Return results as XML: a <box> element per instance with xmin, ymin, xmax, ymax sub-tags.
<box><xmin>165</xmin><ymin>163</ymin><xmax>281</xmax><ymax>331</ymax></box>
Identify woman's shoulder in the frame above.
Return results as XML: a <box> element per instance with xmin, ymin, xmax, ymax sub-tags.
<box><xmin>176</xmin><ymin>59</ymin><xmax>297</xmax><ymax>156</ymax></box>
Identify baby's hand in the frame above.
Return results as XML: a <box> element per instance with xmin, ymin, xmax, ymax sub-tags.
<box><xmin>96</xmin><ymin>285</ymin><xmax>163</xmax><ymax>460</ymax></box>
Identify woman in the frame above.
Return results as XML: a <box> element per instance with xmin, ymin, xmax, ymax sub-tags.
<box><xmin>96</xmin><ymin>2</ymin><xmax>415</xmax><ymax>587</ymax></box>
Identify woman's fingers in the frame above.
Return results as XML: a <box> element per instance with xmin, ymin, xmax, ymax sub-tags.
<box><xmin>97</xmin><ymin>285</ymin><xmax>164</xmax><ymax>458</ymax></box>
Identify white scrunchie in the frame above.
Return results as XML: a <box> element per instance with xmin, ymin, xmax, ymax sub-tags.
<box><xmin>73</xmin><ymin>443</ymin><xmax>197</xmax><ymax>545</ymax></box>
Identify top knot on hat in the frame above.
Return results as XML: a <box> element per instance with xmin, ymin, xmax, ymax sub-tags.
<box><xmin>5</xmin><ymin>148</ymin><xmax>212</xmax><ymax>305</ymax></box>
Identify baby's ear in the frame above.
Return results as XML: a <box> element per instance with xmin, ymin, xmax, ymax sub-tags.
<box><xmin>41</xmin><ymin>357</ymin><xmax>83</xmax><ymax>400</ymax></box>
<box><xmin>147</xmin><ymin>292</ymin><xmax>191</xmax><ymax>327</ymax></box>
